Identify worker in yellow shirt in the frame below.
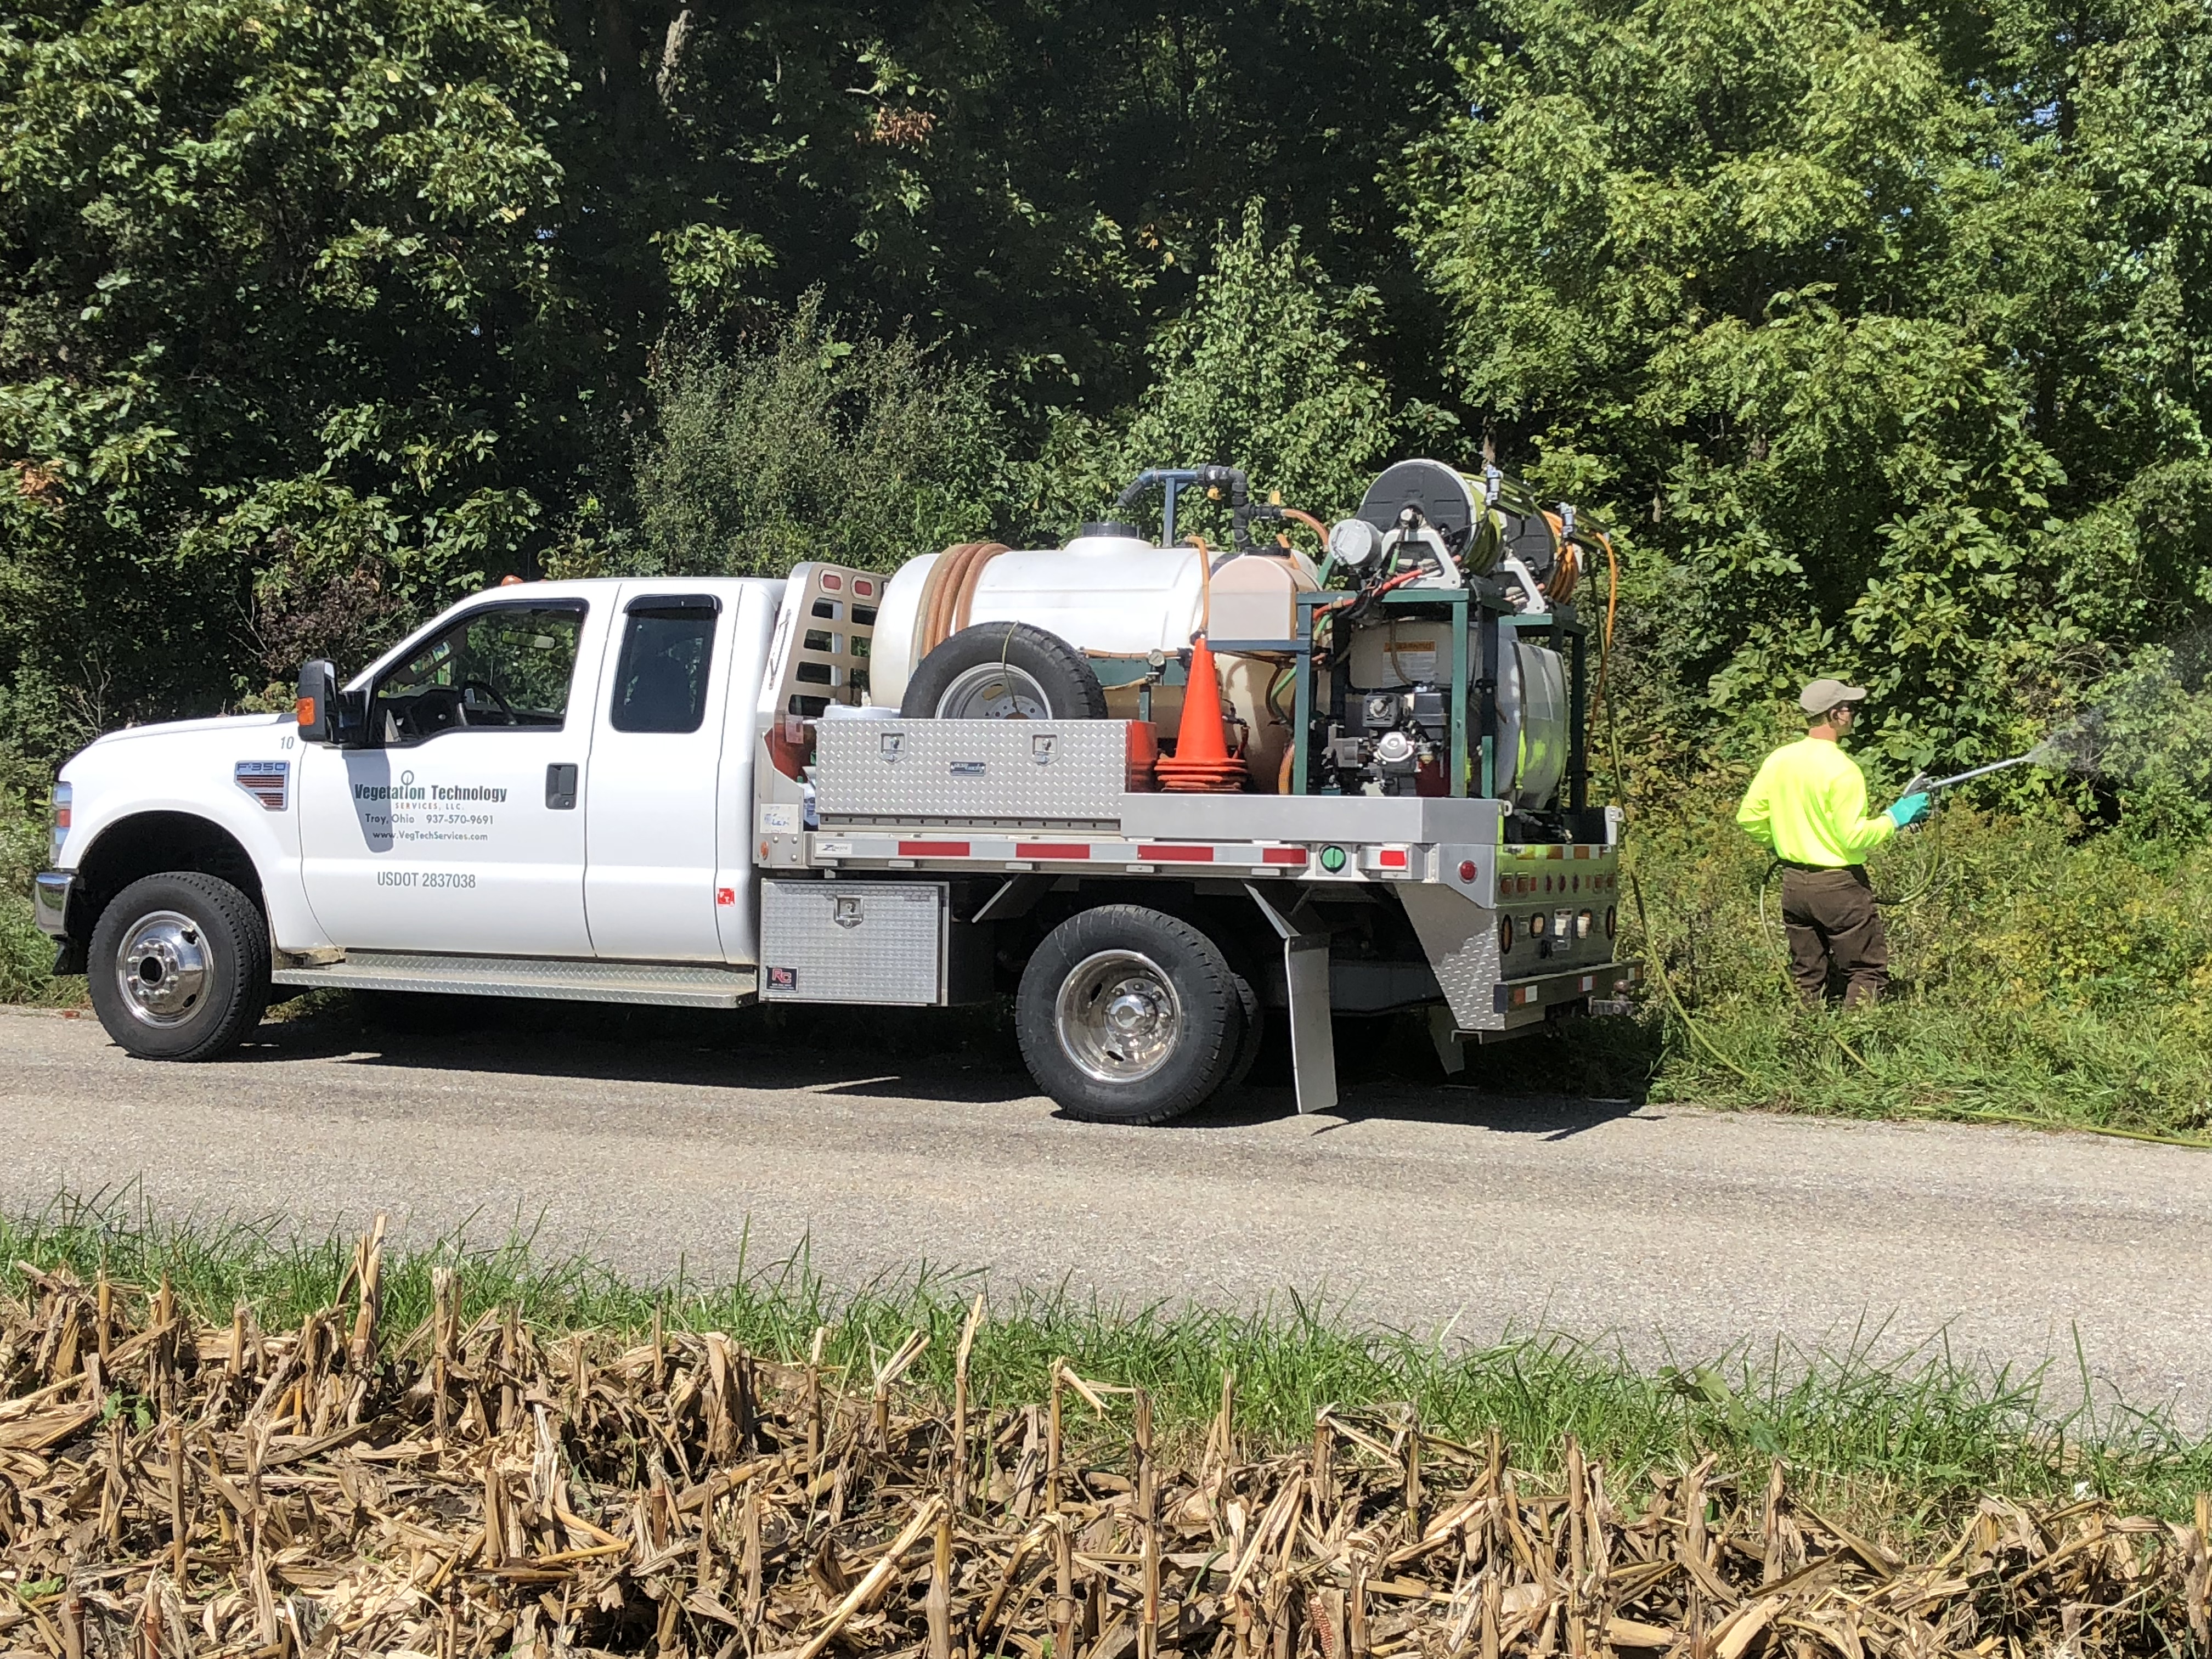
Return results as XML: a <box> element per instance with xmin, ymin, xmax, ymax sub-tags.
<box><xmin>1736</xmin><ymin>679</ymin><xmax>1930</xmax><ymax>1007</ymax></box>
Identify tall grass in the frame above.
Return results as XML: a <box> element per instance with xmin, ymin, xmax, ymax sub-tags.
<box><xmin>0</xmin><ymin>779</ymin><xmax>72</xmax><ymax>1005</ymax></box>
<box><xmin>5</xmin><ymin>1193</ymin><xmax>2209</xmax><ymax>1525</ymax></box>
<box><xmin>1612</xmin><ymin>800</ymin><xmax>2212</xmax><ymax>1138</ymax></box>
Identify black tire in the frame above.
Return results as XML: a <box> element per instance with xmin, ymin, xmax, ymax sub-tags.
<box><xmin>1224</xmin><ymin>969</ymin><xmax>1266</xmax><ymax>1092</ymax></box>
<box><xmin>87</xmin><ymin>872</ymin><xmax>270</xmax><ymax>1060</ymax></box>
<box><xmin>1017</xmin><ymin>905</ymin><xmax>1246</xmax><ymax>1124</ymax></box>
<box><xmin>902</xmin><ymin>622</ymin><xmax>1109</xmax><ymax>721</ymax></box>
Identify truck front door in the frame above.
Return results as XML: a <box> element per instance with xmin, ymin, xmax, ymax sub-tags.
<box><xmin>298</xmin><ymin>598</ymin><xmax>602</xmax><ymax>956</ymax></box>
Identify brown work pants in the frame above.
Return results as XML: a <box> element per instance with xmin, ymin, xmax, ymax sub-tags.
<box><xmin>1780</xmin><ymin>865</ymin><xmax>1888</xmax><ymax>1008</ymax></box>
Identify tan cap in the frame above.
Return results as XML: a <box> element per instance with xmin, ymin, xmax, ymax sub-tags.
<box><xmin>1799</xmin><ymin>678</ymin><xmax>1869</xmax><ymax>716</ymax></box>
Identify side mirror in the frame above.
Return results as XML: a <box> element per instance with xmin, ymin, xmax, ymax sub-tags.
<box><xmin>295</xmin><ymin>660</ymin><xmax>339</xmax><ymax>743</ymax></box>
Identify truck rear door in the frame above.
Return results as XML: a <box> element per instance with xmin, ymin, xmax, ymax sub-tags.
<box><xmin>582</xmin><ymin>588</ymin><xmax>733</xmax><ymax>960</ymax></box>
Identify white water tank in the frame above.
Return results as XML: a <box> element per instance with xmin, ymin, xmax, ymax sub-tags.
<box><xmin>872</xmin><ymin>535</ymin><xmax>1204</xmax><ymax>703</ymax></box>
<box><xmin>872</xmin><ymin>537</ymin><xmax>1318</xmax><ymax>791</ymax></box>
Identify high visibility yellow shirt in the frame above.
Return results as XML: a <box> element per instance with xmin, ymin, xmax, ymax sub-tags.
<box><xmin>1735</xmin><ymin>737</ymin><xmax>1895</xmax><ymax>867</ymax></box>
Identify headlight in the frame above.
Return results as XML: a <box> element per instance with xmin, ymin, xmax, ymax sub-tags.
<box><xmin>1497</xmin><ymin>916</ymin><xmax>1514</xmax><ymax>953</ymax></box>
<box><xmin>1528</xmin><ymin>911</ymin><xmax>1547</xmax><ymax>937</ymax></box>
<box><xmin>1577</xmin><ymin>909</ymin><xmax>1593</xmax><ymax>939</ymax></box>
<box><xmin>50</xmin><ymin>782</ymin><xmax>71</xmax><ymax>864</ymax></box>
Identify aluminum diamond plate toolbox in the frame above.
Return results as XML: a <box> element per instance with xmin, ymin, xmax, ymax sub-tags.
<box><xmin>815</xmin><ymin>719</ymin><xmax>1154</xmax><ymax>824</ymax></box>
<box><xmin>760</xmin><ymin>879</ymin><xmax>988</xmax><ymax>1005</ymax></box>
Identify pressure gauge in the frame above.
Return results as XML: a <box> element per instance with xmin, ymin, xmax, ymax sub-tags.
<box><xmin>1328</xmin><ymin>518</ymin><xmax>1383</xmax><ymax>570</ymax></box>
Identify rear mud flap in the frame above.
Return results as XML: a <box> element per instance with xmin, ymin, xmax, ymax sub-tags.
<box><xmin>1244</xmin><ymin>884</ymin><xmax>1338</xmax><ymax>1114</ymax></box>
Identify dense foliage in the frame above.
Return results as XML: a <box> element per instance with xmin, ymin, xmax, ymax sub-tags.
<box><xmin>1406</xmin><ymin>0</ymin><xmax>2212</xmax><ymax>772</ymax></box>
<box><xmin>7</xmin><ymin>0</ymin><xmax>2212</xmax><ymax>1121</ymax></box>
<box><xmin>7</xmin><ymin>0</ymin><xmax>2209</xmax><ymax>772</ymax></box>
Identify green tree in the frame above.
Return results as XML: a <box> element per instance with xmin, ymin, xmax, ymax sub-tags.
<box><xmin>1121</xmin><ymin>205</ymin><xmax>1429</xmax><ymax>528</ymax></box>
<box><xmin>1040</xmin><ymin>205</ymin><xmax>1434</xmax><ymax>543</ymax></box>
<box><xmin>614</xmin><ymin>296</ymin><xmax>1017</xmax><ymax>578</ymax></box>
<box><xmin>541</xmin><ymin>1</ymin><xmax>1463</xmax><ymax>420</ymax></box>
<box><xmin>1403</xmin><ymin>0</ymin><xmax>2212</xmax><ymax>771</ymax></box>
<box><xmin>0</xmin><ymin>0</ymin><xmax>585</xmax><ymax>746</ymax></box>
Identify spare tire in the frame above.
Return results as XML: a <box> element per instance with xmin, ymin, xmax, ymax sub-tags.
<box><xmin>900</xmin><ymin>621</ymin><xmax>1109</xmax><ymax>720</ymax></box>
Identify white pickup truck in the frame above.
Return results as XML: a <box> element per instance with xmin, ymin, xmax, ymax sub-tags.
<box><xmin>33</xmin><ymin>465</ymin><xmax>1636</xmax><ymax>1123</ymax></box>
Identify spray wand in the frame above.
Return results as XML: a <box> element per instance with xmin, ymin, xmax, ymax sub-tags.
<box><xmin>1902</xmin><ymin>746</ymin><xmax>2046</xmax><ymax>798</ymax></box>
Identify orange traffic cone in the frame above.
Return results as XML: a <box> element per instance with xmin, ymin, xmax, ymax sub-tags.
<box><xmin>1155</xmin><ymin>634</ymin><xmax>1247</xmax><ymax>793</ymax></box>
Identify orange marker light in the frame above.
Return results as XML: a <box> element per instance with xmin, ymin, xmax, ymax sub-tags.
<box><xmin>295</xmin><ymin>696</ymin><xmax>317</xmax><ymax>727</ymax></box>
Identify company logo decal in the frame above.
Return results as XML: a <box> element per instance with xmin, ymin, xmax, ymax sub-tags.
<box><xmin>351</xmin><ymin>766</ymin><xmax>509</xmax><ymax>804</ymax></box>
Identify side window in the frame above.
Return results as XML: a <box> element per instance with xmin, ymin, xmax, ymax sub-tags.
<box><xmin>610</xmin><ymin>605</ymin><xmax>718</xmax><ymax>734</ymax></box>
<box><xmin>373</xmin><ymin>604</ymin><xmax>585</xmax><ymax>746</ymax></box>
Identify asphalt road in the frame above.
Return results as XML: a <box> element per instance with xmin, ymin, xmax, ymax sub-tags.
<box><xmin>3</xmin><ymin>1003</ymin><xmax>2208</xmax><ymax>1418</ymax></box>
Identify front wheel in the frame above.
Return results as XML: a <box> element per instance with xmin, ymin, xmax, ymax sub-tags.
<box><xmin>87</xmin><ymin>872</ymin><xmax>270</xmax><ymax>1060</ymax></box>
<box><xmin>1017</xmin><ymin>905</ymin><xmax>1246</xmax><ymax>1124</ymax></box>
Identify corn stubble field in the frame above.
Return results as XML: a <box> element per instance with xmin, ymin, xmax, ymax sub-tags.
<box><xmin>1</xmin><ymin>1227</ymin><xmax>2204</xmax><ymax>1659</ymax></box>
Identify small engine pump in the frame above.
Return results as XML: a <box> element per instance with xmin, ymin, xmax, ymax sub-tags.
<box><xmin>1325</xmin><ymin>683</ymin><xmax>1448</xmax><ymax>795</ymax></box>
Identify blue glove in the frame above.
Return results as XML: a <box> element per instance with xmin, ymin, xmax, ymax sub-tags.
<box><xmin>1887</xmin><ymin>792</ymin><xmax>1931</xmax><ymax>829</ymax></box>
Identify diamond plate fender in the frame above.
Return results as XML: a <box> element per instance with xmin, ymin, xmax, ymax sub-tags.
<box><xmin>1396</xmin><ymin>882</ymin><xmax>1506</xmax><ymax>1031</ymax></box>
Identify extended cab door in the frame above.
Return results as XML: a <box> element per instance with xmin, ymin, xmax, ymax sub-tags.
<box><xmin>583</xmin><ymin>588</ymin><xmax>732</xmax><ymax>960</ymax></box>
<box><xmin>298</xmin><ymin>597</ymin><xmax>605</xmax><ymax>956</ymax></box>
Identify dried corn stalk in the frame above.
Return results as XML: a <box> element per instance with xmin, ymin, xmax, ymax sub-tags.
<box><xmin>0</xmin><ymin>1240</ymin><xmax>2199</xmax><ymax>1658</ymax></box>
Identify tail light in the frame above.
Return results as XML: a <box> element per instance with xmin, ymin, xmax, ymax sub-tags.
<box><xmin>50</xmin><ymin>782</ymin><xmax>71</xmax><ymax>862</ymax></box>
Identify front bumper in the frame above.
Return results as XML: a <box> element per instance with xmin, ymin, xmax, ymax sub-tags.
<box><xmin>32</xmin><ymin>871</ymin><xmax>75</xmax><ymax>938</ymax></box>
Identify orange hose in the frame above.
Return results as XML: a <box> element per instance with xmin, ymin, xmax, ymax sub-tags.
<box><xmin>1539</xmin><ymin>511</ymin><xmax>1579</xmax><ymax>605</ymax></box>
<box><xmin>1183</xmin><ymin>534</ymin><xmax>1213</xmax><ymax>637</ymax></box>
<box><xmin>1280</xmin><ymin>508</ymin><xmax>1330</xmax><ymax>555</ymax></box>
<box><xmin>918</xmin><ymin>544</ymin><xmax>963</xmax><ymax>654</ymax></box>
<box><xmin>950</xmin><ymin>541</ymin><xmax>1009</xmax><ymax>634</ymax></box>
<box><xmin>923</xmin><ymin>541</ymin><xmax>987</xmax><ymax>656</ymax></box>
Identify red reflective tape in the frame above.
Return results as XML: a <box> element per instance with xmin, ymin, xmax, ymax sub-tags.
<box><xmin>898</xmin><ymin>840</ymin><xmax>969</xmax><ymax>857</ymax></box>
<box><xmin>1015</xmin><ymin>843</ymin><xmax>1091</xmax><ymax>860</ymax></box>
<box><xmin>1376</xmin><ymin>847</ymin><xmax>1409</xmax><ymax>869</ymax></box>
<box><xmin>1137</xmin><ymin>844</ymin><xmax>1215</xmax><ymax>862</ymax></box>
<box><xmin>1263</xmin><ymin>845</ymin><xmax>1308</xmax><ymax>865</ymax></box>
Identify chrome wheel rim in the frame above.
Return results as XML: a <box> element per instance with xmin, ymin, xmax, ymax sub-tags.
<box><xmin>934</xmin><ymin>662</ymin><xmax>1049</xmax><ymax>720</ymax></box>
<box><xmin>115</xmin><ymin>910</ymin><xmax>209</xmax><ymax>1028</ymax></box>
<box><xmin>1056</xmin><ymin>950</ymin><xmax>1181</xmax><ymax>1085</ymax></box>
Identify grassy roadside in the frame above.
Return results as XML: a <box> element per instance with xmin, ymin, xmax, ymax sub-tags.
<box><xmin>1608</xmin><ymin>803</ymin><xmax>2212</xmax><ymax>1141</ymax></box>
<box><xmin>5</xmin><ymin>1195</ymin><xmax>2208</xmax><ymax>1528</ymax></box>
<box><xmin>0</xmin><ymin>783</ymin><xmax>76</xmax><ymax>1006</ymax></box>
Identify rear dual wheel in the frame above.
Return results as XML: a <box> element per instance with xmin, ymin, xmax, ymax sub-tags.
<box><xmin>1017</xmin><ymin>905</ymin><xmax>1252</xmax><ymax>1124</ymax></box>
